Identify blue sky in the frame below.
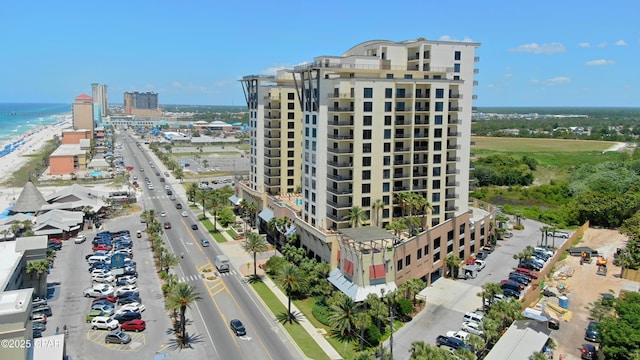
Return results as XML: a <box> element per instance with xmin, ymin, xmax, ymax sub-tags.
<box><xmin>1</xmin><ymin>0</ymin><xmax>639</xmax><ymax>107</ymax></box>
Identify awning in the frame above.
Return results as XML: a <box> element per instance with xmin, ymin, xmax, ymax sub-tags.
<box><xmin>284</xmin><ymin>226</ymin><xmax>296</xmax><ymax>237</ymax></box>
<box><xmin>328</xmin><ymin>268</ymin><xmax>397</xmax><ymax>302</ymax></box>
<box><xmin>258</xmin><ymin>208</ymin><xmax>274</xmax><ymax>222</ymax></box>
<box><xmin>369</xmin><ymin>264</ymin><xmax>386</xmax><ymax>280</ymax></box>
<box><xmin>228</xmin><ymin>195</ymin><xmax>242</xmax><ymax>206</ymax></box>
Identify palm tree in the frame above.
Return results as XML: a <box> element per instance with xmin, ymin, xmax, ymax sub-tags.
<box><xmin>529</xmin><ymin>352</ymin><xmax>548</xmax><ymax>360</ymax></box>
<box><xmin>343</xmin><ymin>206</ymin><xmax>368</xmax><ymax>228</ymax></box>
<box><xmin>328</xmin><ymin>292</ymin><xmax>359</xmax><ymax>339</ymax></box>
<box><xmin>395</xmin><ymin>192</ymin><xmax>410</xmax><ymax>217</ymax></box>
<box><xmin>467</xmin><ymin>333</ymin><xmax>485</xmax><ymax>356</ymax></box>
<box><xmin>187</xmin><ymin>183</ymin><xmax>199</xmax><ymax>205</ymax></box>
<box><xmin>445</xmin><ymin>254</ymin><xmax>461</xmax><ymax>278</ymax></box>
<box><xmin>141</xmin><ymin>209</ymin><xmax>155</xmax><ymax>229</ymax></box>
<box><xmin>26</xmin><ymin>260</ymin><xmax>49</xmax><ymax>298</ymax></box>
<box><xmin>207</xmin><ymin>190</ymin><xmax>226</xmax><ymax>230</ymax></box>
<box><xmin>245</xmin><ymin>202</ymin><xmax>258</xmax><ymax>227</ymax></box>
<box><xmin>165</xmin><ymin>283</ymin><xmax>202</xmax><ymax>348</ymax></box>
<box><xmin>371</xmin><ymin>199</ymin><xmax>385</xmax><ymax>227</ymax></box>
<box><xmin>401</xmin><ymin>278</ymin><xmax>425</xmax><ymax>305</ymax></box>
<box><xmin>409</xmin><ymin>341</ymin><xmax>453</xmax><ymax>360</ymax></box>
<box><xmin>243</xmin><ymin>233</ymin><xmax>269</xmax><ymax>277</ymax></box>
<box><xmin>386</xmin><ymin>219</ymin><xmax>408</xmax><ymax>242</ymax></box>
<box><xmin>174</xmin><ymin>167</ymin><xmax>184</xmax><ymax>183</ymax></box>
<box><xmin>478</xmin><ymin>282</ymin><xmax>503</xmax><ymax>309</ymax></box>
<box><xmin>353</xmin><ymin>311</ymin><xmax>371</xmax><ymax>351</ymax></box>
<box><xmin>277</xmin><ymin>263</ymin><xmax>305</xmax><ymax>324</ymax></box>
<box><xmin>414</xmin><ymin>195</ymin><xmax>434</xmax><ymax>230</ymax></box>
<box><xmin>158</xmin><ymin>251</ymin><xmax>180</xmax><ymax>273</ymax></box>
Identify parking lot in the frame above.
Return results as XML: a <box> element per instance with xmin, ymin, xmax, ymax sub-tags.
<box><xmin>45</xmin><ymin>213</ymin><xmax>176</xmax><ymax>359</ymax></box>
<box><xmin>388</xmin><ymin>217</ymin><xmax>570</xmax><ymax>360</ymax></box>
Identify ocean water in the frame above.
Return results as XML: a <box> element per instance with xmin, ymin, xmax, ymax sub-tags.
<box><xmin>0</xmin><ymin>103</ymin><xmax>71</xmax><ymax>146</ymax></box>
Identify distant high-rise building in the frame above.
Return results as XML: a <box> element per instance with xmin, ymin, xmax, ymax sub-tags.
<box><xmin>91</xmin><ymin>83</ymin><xmax>108</xmax><ymax>119</ymax></box>
<box><xmin>124</xmin><ymin>91</ymin><xmax>161</xmax><ymax>116</ymax></box>
<box><xmin>72</xmin><ymin>94</ymin><xmax>94</xmax><ymax>138</ymax></box>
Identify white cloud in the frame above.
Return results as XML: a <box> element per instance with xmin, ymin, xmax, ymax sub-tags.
<box><xmin>439</xmin><ymin>35</ymin><xmax>474</xmax><ymax>42</ymax></box>
<box><xmin>531</xmin><ymin>76</ymin><xmax>571</xmax><ymax>85</ymax></box>
<box><xmin>597</xmin><ymin>42</ymin><xmax>607</xmax><ymax>48</ymax></box>
<box><xmin>578</xmin><ymin>42</ymin><xmax>591</xmax><ymax>48</ymax></box>
<box><xmin>585</xmin><ymin>59</ymin><xmax>616</xmax><ymax>66</ymax></box>
<box><xmin>509</xmin><ymin>42</ymin><xmax>566</xmax><ymax>54</ymax></box>
<box><xmin>503</xmin><ymin>73</ymin><xmax>513</xmax><ymax>78</ymax></box>
<box><xmin>615</xmin><ymin>40</ymin><xmax>627</xmax><ymax>46</ymax></box>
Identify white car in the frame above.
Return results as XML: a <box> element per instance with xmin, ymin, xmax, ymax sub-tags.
<box><xmin>91</xmin><ymin>269</ymin><xmax>112</xmax><ymax>277</ymax></box>
<box><xmin>84</xmin><ymin>285</ymin><xmax>115</xmax><ymax>298</ymax></box>
<box><xmin>164</xmin><ymin>185</ymin><xmax>170</xmax><ymax>190</ymax></box>
<box><xmin>181</xmin><ymin>211</ymin><xmax>188</xmax><ymax>217</ymax></box>
<box><xmin>461</xmin><ymin>321</ymin><xmax>484</xmax><ymax>336</ymax></box>
<box><xmin>92</xmin><ymin>274</ymin><xmax>115</xmax><ymax>283</ymax></box>
<box><xmin>117</xmin><ymin>302</ymin><xmax>146</xmax><ymax>314</ymax></box>
<box><xmin>117</xmin><ymin>275</ymin><xmax>137</xmax><ymax>285</ymax></box>
<box><xmin>115</xmin><ymin>285</ymin><xmax>139</xmax><ymax>296</ymax></box>
<box><xmin>91</xmin><ymin>316</ymin><xmax>119</xmax><ymax>330</ymax></box>
<box><xmin>114</xmin><ymin>249</ymin><xmax>133</xmax><ymax>257</ymax></box>
<box><xmin>160</xmin><ymin>211</ymin><xmax>166</xmax><ymax>217</ymax></box>
<box><xmin>75</xmin><ymin>234</ymin><xmax>86</xmax><ymax>244</ymax></box>
<box><xmin>474</xmin><ymin>260</ymin><xmax>486</xmax><ymax>271</ymax></box>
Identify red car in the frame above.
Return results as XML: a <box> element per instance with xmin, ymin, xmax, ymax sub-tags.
<box><xmin>120</xmin><ymin>319</ymin><xmax>146</xmax><ymax>332</ymax></box>
<box><xmin>92</xmin><ymin>295</ymin><xmax>117</xmax><ymax>303</ymax></box>
<box><xmin>49</xmin><ymin>238</ymin><xmax>63</xmax><ymax>243</ymax></box>
<box><xmin>92</xmin><ymin>244</ymin><xmax>112</xmax><ymax>252</ymax></box>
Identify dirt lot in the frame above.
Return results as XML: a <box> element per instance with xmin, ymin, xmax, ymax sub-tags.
<box><xmin>537</xmin><ymin>228</ymin><xmax>636</xmax><ymax>360</ymax></box>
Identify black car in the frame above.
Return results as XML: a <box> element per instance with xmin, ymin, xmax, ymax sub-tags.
<box><xmin>33</xmin><ymin>329</ymin><xmax>43</xmax><ymax>338</ymax></box>
<box><xmin>502</xmin><ymin>288</ymin><xmax>521</xmax><ymax>298</ymax></box>
<box><xmin>585</xmin><ymin>321</ymin><xmax>600</xmax><ymax>342</ymax></box>
<box><xmin>230</xmin><ymin>319</ymin><xmax>246</xmax><ymax>336</ymax></box>
<box><xmin>191</xmin><ymin>224</ymin><xmax>198</xmax><ymax>230</ymax></box>
<box><xmin>117</xmin><ymin>290</ymin><xmax>140</xmax><ymax>299</ymax></box>
<box><xmin>155</xmin><ymin>172</ymin><xmax>160</xmax><ymax>176</ymax></box>
<box><xmin>508</xmin><ymin>272</ymin><xmax>530</xmax><ymax>285</ymax></box>
<box><xmin>476</xmin><ymin>251</ymin><xmax>488</xmax><ymax>260</ymax></box>
<box><xmin>47</xmin><ymin>242</ymin><xmax>62</xmax><ymax>250</ymax></box>
<box><xmin>175</xmin><ymin>203</ymin><xmax>183</xmax><ymax>209</ymax></box>
<box><xmin>117</xmin><ymin>296</ymin><xmax>142</xmax><ymax>305</ymax></box>
<box><xmin>581</xmin><ymin>344</ymin><xmax>597</xmax><ymax>360</ymax></box>
<box><xmin>113</xmin><ymin>311</ymin><xmax>142</xmax><ymax>324</ymax></box>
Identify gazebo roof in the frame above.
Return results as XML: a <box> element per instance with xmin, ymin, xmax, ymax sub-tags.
<box><xmin>10</xmin><ymin>181</ymin><xmax>47</xmax><ymax>214</ymax></box>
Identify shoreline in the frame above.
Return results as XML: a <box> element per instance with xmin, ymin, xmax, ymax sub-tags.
<box><xmin>0</xmin><ymin>115</ymin><xmax>72</xmax><ymax>184</ymax></box>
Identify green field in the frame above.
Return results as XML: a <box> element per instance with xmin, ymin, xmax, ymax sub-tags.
<box><xmin>472</xmin><ymin>137</ymin><xmax>627</xmax><ymax>182</ymax></box>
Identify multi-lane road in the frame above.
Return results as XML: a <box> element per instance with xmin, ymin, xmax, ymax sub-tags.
<box><xmin>119</xmin><ymin>130</ymin><xmax>300</xmax><ymax>360</ymax></box>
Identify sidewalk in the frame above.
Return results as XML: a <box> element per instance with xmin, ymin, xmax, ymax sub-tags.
<box><xmin>145</xmin><ymin>142</ymin><xmax>342</xmax><ymax>359</ymax></box>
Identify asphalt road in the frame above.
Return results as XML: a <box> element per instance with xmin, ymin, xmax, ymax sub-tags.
<box><xmin>120</xmin><ymin>130</ymin><xmax>299</xmax><ymax>360</ymax></box>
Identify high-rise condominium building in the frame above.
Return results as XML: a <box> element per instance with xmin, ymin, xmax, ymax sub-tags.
<box><xmin>241</xmin><ymin>39</ymin><xmax>492</xmax><ymax>291</ymax></box>
<box><xmin>123</xmin><ymin>91</ymin><xmax>161</xmax><ymax>116</ymax></box>
<box><xmin>72</xmin><ymin>93</ymin><xmax>94</xmax><ymax>138</ymax></box>
<box><xmin>91</xmin><ymin>83</ymin><xmax>108</xmax><ymax>118</ymax></box>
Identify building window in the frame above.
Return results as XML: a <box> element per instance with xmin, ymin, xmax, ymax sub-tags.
<box><xmin>435</xmin><ymin>89</ymin><xmax>444</xmax><ymax>98</ymax></box>
<box><xmin>385</xmin><ymin>102</ymin><xmax>392</xmax><ymax>112</ymax></box>
<box><xmin>383</xmin><ymin>156</ymin><xmax>391</xmax><ymax>166</ymax></box>
<box><xmin>363</xmin><ymin>130</ymin><xmax>372</xmax><ymax>139</ymax></box>
<box><xmin>383</xmin><ymin>169</ymin><xmax>390</xmax><ymax>179</ymax></box>
<box><xmin>459</xmin><ymin>224</ymin><xmax>465</xmax><ymax>235</ymax></box>
<box><xmin>362</xmin><ymin>170</ymin><xmax>371</xmax><ymax>180</ymax></box>
<box><xmin>417</xmin><ymin>248</ymin><xmax>422</xmax><ymax>260</ymax></box>
<box><xmin>363</xmin><ymin>157</ymin><xmax>371</xmax><ymax>166</ymax></box>
<box><xmin>424</xmin><ymin>245</ymin><xmax>429</xmax><ymax>255</ymax></box>
<box><xmin>382</xmin><ymin>183</ymin><xmax>390</xmax><ymax>192</ymax></box>
<box><xmin>288</xmin><ymin>141</ymin><xmax>294</xmax><ymax>148</ymax></box>
<box><xmin>432</xmin><ymin>193</ymin><xmax>440</xmax><ymax>202</ymax></box>
<box><xmin>435</xmin><ymin>102</ymin><xmax>444</xmax><ymax>112</ymax></box>
<box><xmin>435</xmin><ymin>115</ymin><xmax>443</xmax><ymax>125</ymax></box>
<box><xmin>384</xmin><ymin>143</ymin><xmax>391</xmax><ymax>152</ymax></box>
<box><xmin>288</xmin><ymin>112</ymin><xmax>295</xmax><ymax>119</ymax></box>
<box><xmin>288</xmin><ymin>150</ymin><xmax>294</xmax><ymax>157</ymax></box>
<box><xmin>287</xmin><ymin>179</ymin><xmax>294</xmax><ymax>186</ymax></box>
<box><xmin>454</xmin><ymin>63</ymin><xmax>461</xmax><ymax>73</ymax></box>
<box><xmin>397</xmin><ymin>259</ymin><xmax>403</xmax><ymax>271</ymax></box>
<box><xmin>362</xmin><ymin>197</ymin><xmax>370</xmax><ymax>207</ymax></box>
<box><xmin>362</xmin><ymin>184</ymin><xmax>371</xmax><ymax>193</ymax></box>
<box><xmin>434</xmin><ymin>236</ymin><xmax>441</xmax><ymax>250</ymax></box>
<box><xmin>405</xmin><ymin>255</ymin><xmax>411</xmax><ymax>266</ymax></box>
<box><xmin>363</xmin><ymin>116</ymin><xmax>372</xmax><ymax>126</ymax></box>
<box><xmin>384</xmin><ymin>116</ymin><xmax>392</xmax><ymax>126</ymax></box>
<box><xmin>404</xmin><ymin>74</ymin><xmax>413</xmax><ymax>79</ymax></box>
<box><xmin>305</xmin><ymin>115</ymin><xmax>309</xmax><ymax>124</ymax></box>
<box><xmin>387</xmin><ymin>74</ymin><xmax>394</xmax><ymax>79</ymax></box>
<box><xmin>384</xmin><ymin>129</ymin><xmax>391</xmax><ymax>139</ymax></box>
<box><xmin>288</xmin><ymin>92</ymin><xmax>295</xmax><ymax>100</ymax></box>
<box><xmin>433</xmin><ymin>154</ymin><xmax>441</xmax><ymax>163</ymax></box>
<box><xmin>288</xmin><ymin>169</ymin><xmax>294</xmax><ymax>176</ymax></box>
<box><xmin>364</xmin><ymin>102</ymin><xmax>373</xmax><ymax>112</ymax></box>
<box><xmin>434</xmin><ymin>252</ymin><xmax>440</xmax><ymax>262</ymax></box>
<box><xmin>434</xmin><ymin>141</ymin><xmax>442</xmax><ymax>151</ymax></box>
<box><xmin>364</xmin><ymin>88</ymin><xmax>373</xmax><ymax>98</ymax></box>
<box><xmin>385</xmin><ymin>88</ymin><xmax>392</xmax><ymax>98</ymax></box>
<box><xmin>454</xmin><ymin>51</ymin><xmax>461</xmax><ymax>60</ymax></box>
<box><xmin>363</xmin><ymin>143</ymin><xmax>371</xmax><ymax>153</ymax></box>
<box><xmin>312</xmin><ymin>115</ymin><xmax>317</xmax><ymax>124</ymax></box>
<box><xmin>288</xmin><ymin>160</ymin><xmax>294</xmax><ymax>166</ymax></box>
<box><xmin>434</xmin><ymin>129</ymin><xmax>442</xmax><ymax>138</ymax></box>
<box><xmin>288</xmin><ymin>103</ymin><xmax>295</xmax><ymax>110</ymax></box>
<box><xmin>432</xmin><ymin>167</ymin><xmax>441</xmax><ymax>176</ymax></box>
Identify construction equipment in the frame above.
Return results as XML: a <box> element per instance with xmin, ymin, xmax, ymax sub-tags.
<box><xmin>580</xmin><ymin>251</ymin><xmax>592</xmax><ymax>265</ymax></box>
<box><xmin>596</xmin><ymin>257</ymin><xmax>607</xmax><ymax>276</ymax></box>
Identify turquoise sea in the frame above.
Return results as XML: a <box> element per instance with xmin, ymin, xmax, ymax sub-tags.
<box><xmin>0</xmin><ymin>103</ymin><xmax>71</xmax><ymax>146</ymax></box>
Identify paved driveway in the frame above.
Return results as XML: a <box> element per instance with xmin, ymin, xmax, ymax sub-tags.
<box><xmin>386</xmin><ymin>218</ymin><xmax>571</xmax><ymax>360</ymax></box>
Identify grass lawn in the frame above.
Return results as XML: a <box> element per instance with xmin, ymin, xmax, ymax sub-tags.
<box><xmin>227</xmin><ymin>228</ymin><xmax>237</xmax><ymax>238</ymax></box>
<box><xmin>211</xmin><ymin>231</ymin><xmax>227</xmax><ymax>243</ymax></box>
<box><xmin>251</xmin><ymin>281</ymin><xmax>330</xmax><ymax>360</ymax></box>
<box><xmin>199</xmin><ymin>217</ymin><xmax>228</xmax><ymax>242</ymax></box>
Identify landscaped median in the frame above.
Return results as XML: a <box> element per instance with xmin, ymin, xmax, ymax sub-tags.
<box><xmin>251</xmin><ymin>280</ymin><xmax>330</xmax><ymax>360</ymax></box>
<box><xmin>198</xmin><ymin>215</ymin><xmax>228</xmax><ymax>243</ymax></box>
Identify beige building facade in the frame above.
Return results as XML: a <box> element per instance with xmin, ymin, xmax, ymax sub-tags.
<box><xmin>71</xmin><ymin>94</ymin><xmax>94</xmax><ymax>138</ymax></box>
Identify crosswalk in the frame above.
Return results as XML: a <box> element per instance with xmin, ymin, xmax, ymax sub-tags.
<box><xmin>179</xmin><ymin>270</ymin><xmax>237</xmax><ymax>282</ymax></box>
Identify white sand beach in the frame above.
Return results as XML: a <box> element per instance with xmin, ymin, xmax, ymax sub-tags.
<box><xmin>0</xmin><ymin>117</ymin><xmax>72</xmax><ymax>184</ymax></box>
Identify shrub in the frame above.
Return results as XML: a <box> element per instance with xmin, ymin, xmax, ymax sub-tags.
<box><xmin>264</xmin><ymin>256</ymin><xmax>287</xmax><ymax>277</ymax></box>
<box><xmin>311</xmin><ymin>302</ymin><xmax>332</xmax><ymax>327</ymax></box>
<box><xmin>365</xmin><ymin>323</ymin><xmax>381</xmax><ymax>346</ymax></box>
<box><xmin>396</xmin><ymin>298</ymin><xmax>414</xmax><ymax>317</ymax></box>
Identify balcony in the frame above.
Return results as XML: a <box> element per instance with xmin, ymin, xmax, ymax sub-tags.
<box><xmin>327</xmin><ymin>161</ymin><xmax>352</xmax><ymax>168</ymax></box>
<box><xmin>264</xmin><ymin>123</ymin><xmax>281</xmax><ymax>129</ymax></box>
<box><xmin>327</xmin><ymin>199</ymin><xmax>352</xmax><ymax>209</ymax></box>
<box><xmin>265</xmin><ymin>104</ymin><xmax>281</xmax><ymax>110</ymax></box>
<box><xmin>265</xmin><ymin>114</ymin><xmax>281</xmax><ymax>119</ymax></box>
<box><xmin>327</xmin><ymin>133</ymin><xmax>354</xmax><ymax>140</ymax></box>
<box><xmin>328</xmin><ymin>106</ymin><xmax>354</xmax><ymax>112</ymax></box>
<box><xmin>447</xmin><ymin>131</ymin><xmax>461</xmax><ymax>137</ymax></box>
<box><xmin>327</xmin><ymin>187</ymin><xmax>353</xmax><ymax>195</ymax></box>
<box><xmin>264</xmin><ymin>170</ymin><xmax>281</xmax><ymax>177</ymax></box>
<box><xmin>407</xmin><ymin>55</ymin><xmax>420</xmax><ymax>61</ymax></box>
<box><xmin>446</xmin><ymin>168</ymin><xmax>460</xmax><ymax>175</ymax></box>
<box><xmin>393</xmin><ymin>172</ymin><xmax>411</xmax><ymax>179</ymax></box>
<box><xmin>413</xmin><ymin>184</ymin><xmax>428</xmax><ymax>190</ymax></box>
<box><xmin>264</xmin><ymin>152</ymin><xmax>281</xmax><ymax>159</ymax></box>
<box><xmin>448</xmin><ymin>106</ymin><xmax>462</xmax><ymax>112</ymax></box>
<box><xmin>328</xmin><ymin>119</ymin><xmax>354</xmax><ymax>126</ymax></box>
<box><xmin>327</xmin><ymin>147</ymin><xmax>353</xmax><ymax>154</ymax></box>
<box><xmin>473</xmin><ymin>81</ymin><xmax>479</xmax><ymax>86</ymax></box>
<box><xmin>413</xmin><ymin>171</ymin><xmax>428</xmax><ymax>177</ymax></box>
<box><xmin>445</xmin><ymin>193</ymin><xmax>458</xmax><ymax>199</ymax></box>
<box><xmin>414</xmin><ymin>133</ymin><xmax>428</xmax><ymax>139</ymax></box>
<box><xmin>326</xmin><ymin>212</ymin><xmax>349</xmax><ymax>222</ymax></box>
<box><xmin>415</xmin><ymin>106</ymin><xmax>429</xmax><ymax>112</ymax></box>
<box><xmin>264</xmin><ymin>160</ymin><xmax>280</xmax><ymax>168</ymax></box>
<box><xmin>394</xmin><ymin>146</ymin><xmax>411</xmax><ymax>152</ymax></box>
<box><xmin>395</xmin><ymin>93</ymin><xmax>412</xmax><ymax>99</ymax></box>
<box><xmin>445</xmin><ymin>206</ymin><xmax>458</xmax><ymax>212</ymax></box>
<box><xmin>415</xmin><ymin>93</ymin><xmax>430</xmax><ymax>99</ymax></box>
<box><xmin>395</xmin><ymin>120</ymin><xmax>411</xmax><ymax>126</ymax></box>
<box><xmin>327</xmin><ymin>93</ymin><xmax>354</xmax><ymax>99</ymax></box>
<box><xmin>446</xmin><ymin>181</ymin><xmax>459</xmax><ymax>187</ymax></box>
<box><xmin>446</xmin><ymin>156</ymin><xmax>461</xmax><ymax>162</ymax></box>
<box><xmin>447</xmin><ymin>144</ymin><xmax>461</xmax><ymax>150</ymax></box>
<box><xmin>472</xmin><ymin>95</ymin><xmax>478</xmax><ymax>100</ymax></box>
<box><xmin>327</xmin><ymin>173</ymin><xmax>353</xmax><ymax>181</ymax></box>
<box><xmin>394</xmin><ymin>133</ymin><xmax>411</xmax><ymax>139</ymax></box>
<box><xmin>263</xmin><ymin>95</ymin><xmax>280</xmax><ymax>101</ymax></box>
<box><xmin>393</xmin><ymin>159</ymin><xmax>411</xmax><ymax>166</ymax></box>
<box><xmin>265</xmin><ymin>132</ymin><xmax>281</xmax><ymax>139</ymax></box>
<box><xmin>393</xmin><ymin>186</ymin><xmax>411</xmax><ymax>192</ymax></box>
<box><xmin>415</xmin><ymin>119</ymin><xmax>429</xmax><ymax>125</ymax></box>
<box><xmin>449</xmin><ymin>93</ymin><xmax>463</xmax><ymax>99</ymax></box>
<box><xmin>265</xmin><ymin>179</ymin><xmax>281</xmax><ymax>186</ymax></box>
<box><xmin>414</xmin><ymin>158</ymin><xmax>428</xmax><ymax>165</ymax></box>
<box><xmin>395</xmin><ymin>106</ymin><xmax>412</xmax><ymax>112</ymax></box>
<box><xmin>264</xmin><ymin>142</ymin><xmax>281</xmax><ymax>149</ymax></box>
<box><xmin>414</xmin><ymin>146</ymin><xmax>429</xmax><ymax>152</ymax></box>
<box><xmin>448</xmin><ymin>119</ymin><xmax>461</xmax><ymax>124</ymax></box>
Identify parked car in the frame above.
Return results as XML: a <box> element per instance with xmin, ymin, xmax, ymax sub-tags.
<box><xmin>92</xmin><ymin>274</ymin><xmax>115</xmax><ymax>284</ymax></box>
<box><xmin>436</xmin><ymin>335</ymin><xmax>471</xmax><ymax>351</ymax></box>
<box><xmin>474</xmin><ymin>260</ymin><xmax>486</xmax><ymax>271</ymax></box>
<box><xmin>75</xmin><ymin>234</ymin><xmax>87</xmax><ymax>244</ymax></box>
<box><xmin>120</xmin><ymin>319</ymin><xmax>146</xmax><ymax>332</ymax></box>
<box><xmin>32</xmin><ymin>313</ymin><xmax>47</xmax><ymax>324</ymax></box>
<box><xmin>105</xmin><ymin>330</ymin><xmax>132</xmax><ymax>344</ymax></box>
<box><xmin>91</xmin><ymin>303</ymin><xmax>115</xmax><ymax>314</ymax></box>
<box><xmin>91</xmin><ymin>316</ymin><xmax>120</xmax><ymax>330</ymax></box>
<box><xmin>585</xmin><ymin>321</ymin><xmax>600</xmax><ymax>342</ymax></box>
<box><xmin>32</xmin><ymin>297</ymin><xmax>47</xmax><ymax>307</ymax></box>
<box><xmin>83</xmin><ymin>284</ymin><xmax>115</xmax><ymax>298</ymax></box>
<box><xmin>117</xmin><ymin>295</ymin><xmax>142</xmax><ymax>305</ymax></box>
<box><xmin>47</xmin><ymin>242</ymin><xmax>62</xmax><ymax>251</ymax></box>
<box><xmin>164</xmin><ymin>222</ymin><xmax>171</xmax><ymax>229</ymax></box>
<box><xmin>508</xmin><ymin>273</ymin><xmax>530</xmax><ymax>285</ymax></box>
<box><xmin>230</xmin><ymin>319</ymin><xmax>246</xmax><ymax>336</ymax></box>
<box><xmin>32</xmin><ymin>322</ymin><xmax>46</xmax><ymax>332</ymax></box>
<box><xmin>476</xmin><ymin>251</ymin><xmax>488</xmax><ymax>260</ymax></box>
<box><xmin>581</xmin><ymin>344</ymin><xmax>598</xmax><ymax>360</ymax></box>
<box><xmin>116</xmin><ymin>275</ymin><xmax>137</xmax><ymax>285</ymax></box>
<box><xmin>117</xmin><ymin>303</ymin><xmax>146</xmax><ymax>314</ymax></box>
<box><xmin>515</xmin><ymin>267</ymin><xmax>539</xmax><ymax>279</ymax></box>
<box><xmin>461</xmin><ymin>321</ymin><xmax>484</xmax><ymax>336</ymax></box>
<box><xmin>501</xmin><ymin>279</ymin><xmax>525</xmax><ymax>291</ymax></box>
<box><xmin>92</xmin><ymin>244</ymin><xmax>113</xmax><ymax>252</ymax></box>
<box><xmin>113</xmin><ymin>311</ymin><xmax>142</xmax><ymax>324</ymax></box>
<box><xmin>181</xmin><ymin>211</ymin><xmax>188</xmax><ymax>217</ymax></box>
<box><xmin>502</xmin><ymin>288</ymin><xmax>521</xmax><ymax>298</ymax></box>
<box><xmin>32</xmin><ymin>305</ymin><xmax>52</xmax><ymax>317</ymax></box>
<box><xmin>33</xmin><ymin>329</ymin><xmax>42</xmax><ymax>338</ymax></box>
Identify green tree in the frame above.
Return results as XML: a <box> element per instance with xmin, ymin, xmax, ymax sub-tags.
<box><xmin>187</xmin><ymin>182</ymin><xmax>199</xmax><ymax>204</ymax></box>
<box><xmin>277</xmin><ymin>263</ymin><xmax>305</xmax><ymax>324</ymax></box>
<box><xmin>243</xmin><ymin>233</ymin><xmax>269</xmax><ymax>277</ymax></box>
<box><xmin>165</xmin><ymin>283</ymin><xmax>202</xmax><ymax>348</ymax></box>
<box><xmin>445</xmin><ymin>254</ymin><xmax>461</xmax><ymax>278</ymax></box>
<box><xmin>328</xmin><ymin>292</ymin><xmax>359</xmax><ymax>339</ymax></box>
<box><xmin>174</xmin><ymin>167</ymin><xmax>184</xmax><ymax>183</ymax></box>
<box><xmin>400</xmin><ymin>278</ymin><xmax>425</xmax><ymax>305</ymax></box>
<box><xmin>343</xmin><ymin>206</ymin><xmax>368</xmax><ymax>228</ymax></box>
<box><xmin>600</xmin><ymin>291</ymin><xmax>640</xmax><ymax>359</ymax></box>
<box><xmin>26</xmin><ymin>260</ymin><xmax>49</xmax><ymax>298</ymax></box>
<box><xmin>386</xmin><ymin>219</ymin><xmax>408</xmax><ymax>242</ymax></box>
<box><xmin>529</xmin><ymin>353</ymin><xmax>548</xmax><ymax>360</ymax></box>
<box><xmin>478</xmin><ymin>282</ymin><xmax>503</xmax><ymax>309</ymax></box>
<box><xmin>158</xmin><ymin>251</ymin><xmax>180</xmax><ymax>273</ymax></box>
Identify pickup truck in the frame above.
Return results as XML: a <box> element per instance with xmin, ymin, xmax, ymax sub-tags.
<box><xmin>436</xmin><ymin>335</ymin><xmax>470</xmax><ymax>351</ymax></box>
<box><xmin>446</xmin><ymin>330</ymin><xmax>470</xmax><ymax>342</ymax></box>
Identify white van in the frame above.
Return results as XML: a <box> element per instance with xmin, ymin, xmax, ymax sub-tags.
<box><xmin>87</xmin><ymin>255</ymin><xmax>109</xmax><ymax>265</ymax></box>
<box><xmin>91</xmin><ymin>316</ymin><xmax>119</xmax><ymax>330</ymax></box>
<box><xmin>463</xmin><ymin>312</ymin><xmax>484</xmax><ymax>324</ymax></box>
